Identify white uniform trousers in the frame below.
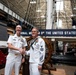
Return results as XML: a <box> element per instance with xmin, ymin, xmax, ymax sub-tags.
<box><xmin>29</xmin><ymin>63</ymin><xmax>40</xmax><ymax>75</ymax></box>
<box><xmin>5</xmin><ymin>53</ymin><xmax>22</xmax><ymax>75</ymax></box>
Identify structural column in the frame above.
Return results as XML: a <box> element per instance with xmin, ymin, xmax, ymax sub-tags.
<box><xmin>46</xmin><ymin>0</ymin><xmax>53</xmax><ymax>29</ymax></box>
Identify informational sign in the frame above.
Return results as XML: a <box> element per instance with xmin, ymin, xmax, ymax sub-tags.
<box><xmin>21</xmin><ymin>29</ymin><xmax>76</xmax><ymax>37</ymax></box>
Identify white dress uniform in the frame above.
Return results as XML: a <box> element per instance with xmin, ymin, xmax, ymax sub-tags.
<box><xmin>26</xmin><ymin>36</ymin><xmax>45</xmax><ymax>75</ymax></box>
<box><xmin>5</xmin><ymin>34</ymin><xmax>27</xmax><ymax>75</ymax></box>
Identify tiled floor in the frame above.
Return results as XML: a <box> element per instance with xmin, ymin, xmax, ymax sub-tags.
<box><xmin>0</xmin><ymin>64</ymin><xmax>76</xmax><ymax>75</ymax></box>
<box><xmin>42</xmin><ymin>68</ymin><xmax>65</xmax><ymax>75</ymax></box>
<box><xmin>55</xmin><ymin>64</ymin><xmax>76</xmax><ymax>75</ymax></box>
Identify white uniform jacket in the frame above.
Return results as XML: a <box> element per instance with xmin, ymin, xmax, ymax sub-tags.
<box><xmin>7</xmin><ymin>34</ymin><xmax>27</xmax><ymax>55</ymax></box>
<box><xmin>26</xmin><ymin>36</ymin><xmax>45</xmax><ymax>66</ymax></box>
<box><xmin>5</xmin><ymin>34</ymin><xmax>27</xmax><ymax>75</ymax></box>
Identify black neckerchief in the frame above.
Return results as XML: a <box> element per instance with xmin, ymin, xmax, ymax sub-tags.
<box><xmin>30</xmin><ymin>38</ymin><xmax>38</xmax><ymax>50</ymax></box>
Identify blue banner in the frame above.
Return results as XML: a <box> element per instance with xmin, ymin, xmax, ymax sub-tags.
<box><xmin>21</xmin><ymin>29</ymin><xmax>76</xmax><ymax>37</ymax></box>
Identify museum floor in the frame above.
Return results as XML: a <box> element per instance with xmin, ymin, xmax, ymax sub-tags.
<box><xmin>0</xmin><ymin>64</ymin><xmax>76</xmax><ymax>75</ymax></box>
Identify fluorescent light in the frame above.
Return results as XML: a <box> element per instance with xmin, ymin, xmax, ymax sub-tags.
<box><xmin>72</xmin><ymin>26</ymin><xmax>76</xmax><ymax>29</ymax></box>
<box><xmin>51</xmin><ymin>38</ymin><xmax>55</xmax><ymax>41</ymax></box>
<box><xmin>73</xmin><ymin>7</ymin><xmax>76</xmax><ymax>10</ymax></box>
<box><xmin>56</xmin><ymin>0</ymin><xmax>63</xmax><ymax>1</ymax></box>
<box><xmin>36</xmin><ymin>9</ymin><xmax>42</xmax><ymax>12</ymax></box>
<box><xmin>71</xmin><ymin>14</ymin><xmax>76</xmax><ymax>17</ymax></box>
<box><xmin>41</xmin><ymin>15</ymin><xmax>45</xmax><ymax>18</ymax></box>
<box><xmin>30</xmin><ymin>1</ymin><xmax>36</xmax><ymax>4</ymax></box>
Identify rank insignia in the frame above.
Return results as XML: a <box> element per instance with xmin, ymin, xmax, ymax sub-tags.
<box><xmin>40</xmin><ymin>46</ymin><xmax>44</xmax><ymax>51</ymax></box>
<box><xmin>21</xmin><ymin>38</ymin><xmax>24</xmax><ymax>43</ymax></box>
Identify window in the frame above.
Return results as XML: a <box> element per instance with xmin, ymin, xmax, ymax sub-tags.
<box><xmin>56</xmin><ymin>0</ymin><xmax>63</xmax><ymax>11</ymax></box>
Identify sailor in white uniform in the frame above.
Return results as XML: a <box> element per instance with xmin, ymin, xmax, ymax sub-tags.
<box><xmin>5</xmin><ymin>25</ymin><xmax>27</xmax><ymax>75</ymax></box>
<box><xmin>26</xmin><ymin>27</ymin><xmax>45</xmax><ymax>75</ymax></box>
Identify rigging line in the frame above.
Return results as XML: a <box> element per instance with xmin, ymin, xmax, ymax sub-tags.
<box><xmin>39</xmin><ymin>0</ymin><xmax>41</xmax><ymax>29</ymax></box>
<box><xmin>24</xmin><ymin>0</ymin><xmax>37</xmax><ymax>24</ymax></box>
<box><xmin>24</xmin><ymin>0</ymin><xmax>30</xmax><ymax>21</ymax></box>
<box><xmin>63</xmin><ymin>0</ymin><xmax>69</xmax><ymax>29</ymax></box>
<box><xmin>29</xmin><ymin>0</ymin><xmax>37</xmax><ymax>25</ymax></box>
<box><xmin>45</xmin><ymin>0</ymin><xmax>47</xmax><ymax>29</ymax></box>
<box><xmin>30</xmin><ymin>0</ymin><xmax>37</xmax><ymax>24</ymax></box>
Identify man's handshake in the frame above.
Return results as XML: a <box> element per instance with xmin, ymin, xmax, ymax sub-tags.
<box><xmin>19</xmin><ymin>48</ymin><xmax>25</xmax><ymax>54</ymax></box>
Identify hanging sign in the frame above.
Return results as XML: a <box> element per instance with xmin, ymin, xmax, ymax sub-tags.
<box><xmin>21</xmin><ymin>29</ymin><xmax>76</xmax><ymax>37</ymax></box>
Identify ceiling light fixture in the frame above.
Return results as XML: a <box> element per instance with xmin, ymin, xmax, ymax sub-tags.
<box><xmin>73</xmin><ymin>7</ymin><xmax>76</xmax><ymax>10</ymax></box>
<box><xmin>30</xmin><ymin>1</ymin><xmax>36</xmax><ymax>4</ymax></box>
<box><xmin>36</xmin><ymin>9</ymin><xmax>42</xmax><ymax>12</ymax></box>
<box><xmin>41</xmin><ymin>15</ymin><xmax>45</xmax><ymax>18</ymax></box>
<box><xmin>71</xmin><ymin>14</ymin><xmax>76</xmax><ymax>17</ymax></box>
